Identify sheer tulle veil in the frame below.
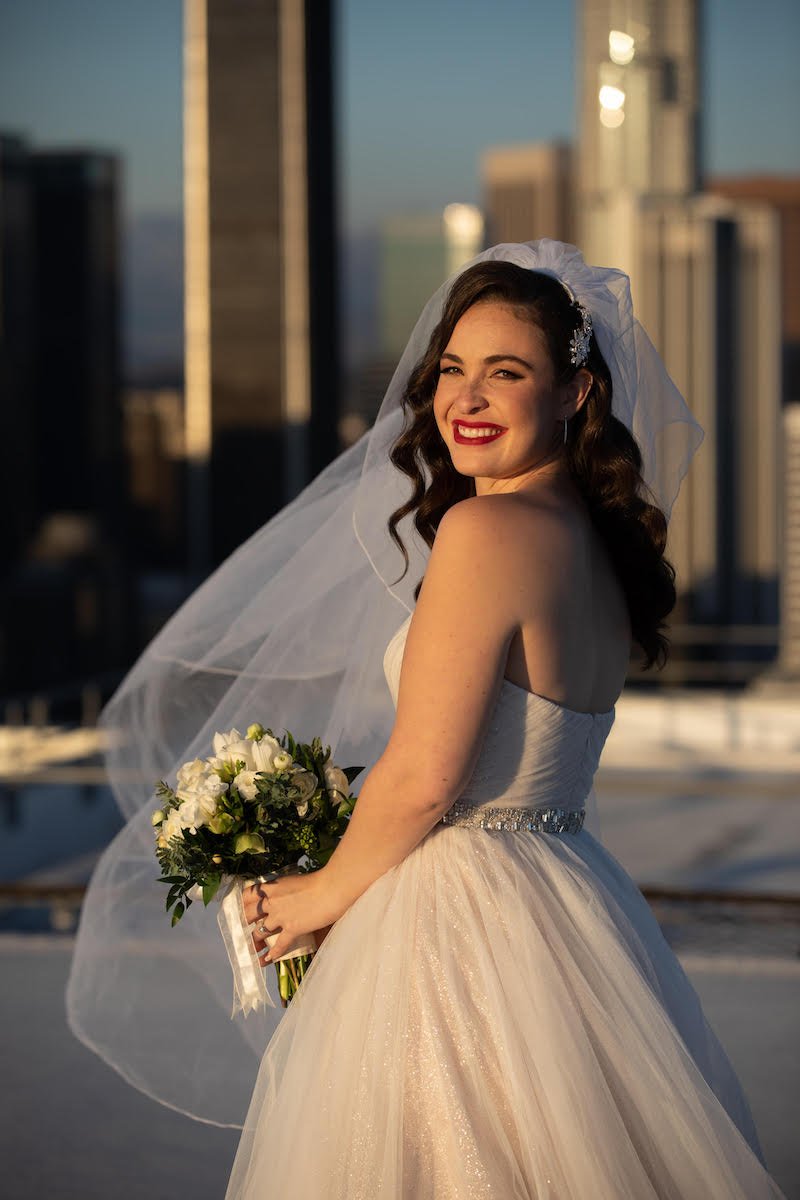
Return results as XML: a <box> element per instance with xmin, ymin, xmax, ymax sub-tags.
<box><xmin>66</xmin><ymin>239</ymin><xmax>703</xmax><ymax>1126</ymax></box>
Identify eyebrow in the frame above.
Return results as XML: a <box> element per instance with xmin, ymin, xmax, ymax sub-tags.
<box><xmin>440</xmin><ymin>351</ymin><xmax>534</xmax><ymax>370</ymax></box>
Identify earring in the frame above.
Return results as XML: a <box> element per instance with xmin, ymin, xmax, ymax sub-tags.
<box><xmin>563</xmin><ymin>417</ymin><xmax>568</xmax><ymax>445</ymax></box>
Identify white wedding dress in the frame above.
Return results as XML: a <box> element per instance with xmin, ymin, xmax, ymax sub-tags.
<box><xmin>225</xmin><ymin>615</ymin><xmax>786</xmax><ymax>1199</ymax></box>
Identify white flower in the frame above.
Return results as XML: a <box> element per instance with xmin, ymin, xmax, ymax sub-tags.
<box><xmin>161</xmin><ymin>808</ymin><xmax>184</xmax><ymax>845</ymax></box>
<box><xmin>212</xmin><ymin>729</ymin><xmax>255</xmax><ymax>770</ymax></box>
<box><xmin>212</xmin><ymin>728</ymin><xmax>242</xmax><ymax>755</ymax></box>
<box><xmin>324</xmin><ymin>764</ymin><xmax>349</xmax><ymax>804</ymax></box>
<box><xmin>176</xmin><ymin>762</ymin><xmax>227</xmax><ymax>805</ymax></box>
<box><xmin>176</xmin><ymin>757</ymin><xmax>209</xmax><ymax>789</ymax></box>
<box><xmin>250</xmin><ymin>733</ymin><xmax>284</xmax><ymax>774</ymax></box>
<box><xmin>178</xmin><ymin>790</ymin><xmax>219</xmax><ymax>833</ymax></box>
<box><xmin>272</xmin><ymin>750</ymin><xmax>293</xmax><ymax>772</ymax></box>
<box><xmin>234</xmin><ymin>770</ymin><xmax>260</xmax><ymax>801</ymax></box>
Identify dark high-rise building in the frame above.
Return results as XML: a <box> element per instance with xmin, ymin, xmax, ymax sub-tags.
<box><xmin>183</xmin><ymin>0</ymin><xmax>339</xmax><ymax>570</ymax></box>
<box><xmin>708</xmin><ymin>175</ymin><xmax>800</xmax><ymax>406</ymax></box>
<box><xmin>0</xmin><ymin>135</ymin><xmax>37</xmax><ymax>566</ymax></box>
<box><xmin>0</xmin><ymin>135</ymin><xmax>131</xmax><ymax>701</ymax></box>
<box><xmin>30</xmin><ymin>151</ymin><xmax>124</xmax><ymax>523</ymax></box>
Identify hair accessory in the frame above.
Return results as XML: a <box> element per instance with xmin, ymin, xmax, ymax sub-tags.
<box><xmin>569</xmin><ymin>301</ymin><xmax>593</xmax><ymax>367</ymax></box>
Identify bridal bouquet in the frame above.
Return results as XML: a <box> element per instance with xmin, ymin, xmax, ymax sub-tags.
<box><xmin>152</xmin><ymin>723</ymin><xmax>361</xmax><ymax>1009</ymax></box>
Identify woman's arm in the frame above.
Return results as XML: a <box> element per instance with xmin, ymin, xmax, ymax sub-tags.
<box><xmin>253</xmin><ymin>495</ymin><xmax>556</xmax><ymax>959</ymax></box>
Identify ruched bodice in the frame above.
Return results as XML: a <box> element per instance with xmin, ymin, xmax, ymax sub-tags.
<box><xmin>383</xmin><ymin>614</ymin><xmax>616</xmax><ymax>814</ymax></box>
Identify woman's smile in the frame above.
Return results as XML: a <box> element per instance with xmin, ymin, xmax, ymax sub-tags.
<box><xmin>452</xmin><ymin>420</ymin><xmax>508</xmax><ymax>445</ymax></box>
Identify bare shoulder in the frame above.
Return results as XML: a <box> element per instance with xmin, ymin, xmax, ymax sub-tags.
<box><xmin>432</xmin><ymin>493</ymin><xmax>581</xmax><ymax>610</ymax></box>
<box><xmin>435</xmin><ymin>492</ymin><xmax>573</xmax><ymax>558</ymax></box>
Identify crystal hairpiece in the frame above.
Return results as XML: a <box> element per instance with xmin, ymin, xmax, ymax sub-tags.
<box><xmin>569</xmin><ymin>302</ymin><xmax>593</xmax><ymax>367</ymax></box>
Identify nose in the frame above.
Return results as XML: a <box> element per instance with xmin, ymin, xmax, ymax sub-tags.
<box><xmin>452</xmin><ymin>375</ymin><xmax>488</xmax><ymax>414</ymax></box>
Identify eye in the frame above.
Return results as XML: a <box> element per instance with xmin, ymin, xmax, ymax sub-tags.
<box><xmin>438</xmin><ymin>364</ymin><xmax>462</xmax><ymax>375</ymax></box>
<box><xmin>493</xmin><ymin>368</ymin><xmax>521</xmax><ymax>379</ymax></box>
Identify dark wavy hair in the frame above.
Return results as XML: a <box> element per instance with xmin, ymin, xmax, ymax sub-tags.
<box><xmin>386</xmin><ymin>261</ymin><xmax>676</xmax><ymax>669</ymax></box>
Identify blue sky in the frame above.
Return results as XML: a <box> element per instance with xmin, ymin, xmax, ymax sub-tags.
<box><xmin>1</xmin><ymin>0</ymin><xmax>799</xmax><ymax>232</ymax></box>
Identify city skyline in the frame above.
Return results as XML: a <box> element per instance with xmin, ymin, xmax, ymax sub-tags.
<box><xmin>0</xmin><ymin>0</ymin><xmax>798</xmax><ymax>231</ymax></box>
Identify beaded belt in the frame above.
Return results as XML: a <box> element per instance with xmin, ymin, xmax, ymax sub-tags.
<box><xmin>441</xmin><ymin>802</ymin><xmax>585</xmax><ymax>833</ymax></box>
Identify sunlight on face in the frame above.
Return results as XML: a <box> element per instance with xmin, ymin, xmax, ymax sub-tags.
<box><xmin>433</xmin><ymin>301</ymin><xmax>566</xmax><ymax>495</ymax></box>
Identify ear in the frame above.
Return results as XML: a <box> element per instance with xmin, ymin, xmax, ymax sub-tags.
<box><xmin>560</xmin><ymin>368</ymin><xmax>593</xmax><ymax>419</ymax></box>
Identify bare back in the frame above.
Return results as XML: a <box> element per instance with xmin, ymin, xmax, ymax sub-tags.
<box><xmin>496</xmin><ymin>489</ymin><xmax>632</xmax><ymax>715</ymax></box>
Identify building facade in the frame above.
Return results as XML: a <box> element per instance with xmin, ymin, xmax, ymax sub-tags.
<box><xmin>576</xmin><ymin>0</ymin><xmax>783</xmax><ymax>684</ymax></box>
<box><xmin>481</xmin><ymin>142</ymin><xmax>575</xmax><ymax>246</ymax></box>
<box><xmin>183</xmin><ymin>0</ymin><xmax>339</xmax><ymax>569</ymax></box>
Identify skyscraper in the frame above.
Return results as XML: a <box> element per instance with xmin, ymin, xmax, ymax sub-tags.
<box><xmin>0</xmin><ymin>135</ymin><xmax>131</xmax><ymax>698</ymax></box>
<box><xmin>30</xmin><ymin>151</ymin><xmax>123</xmax><ymax>522</ymax></box>
<box><xmin>0</xmin><ymin>135</ymin><xmax>36</xmax><ymax>566</ymax></box>
<box><xmin>576</xmin><ymin>0</ymin><xmax>782</xmax><ymax>684</ymax></box>
<box><xmin>482</xmin><ymin>143</ymin><xmax>575</xmax><ymax>247</ymax></box>
<box><xmin>708</xmin><ymin>175</ymin><xmax>800</xmax><ymax>405</ymax></box>
<box><xmin>183</xmin><ymin>0</ymin><xmax>339</xmax><ymax>570</ymax></box>
<box><xmin>578</xmin><ymin>0</ymin><xmax>700</xmax><ymax>267</ymax></box>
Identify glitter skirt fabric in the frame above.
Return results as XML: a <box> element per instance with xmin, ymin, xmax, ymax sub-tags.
<box><xmin>225</xmin><ymin>821</ymin><xmax>785</xmax><ymax>1199</ymax></box>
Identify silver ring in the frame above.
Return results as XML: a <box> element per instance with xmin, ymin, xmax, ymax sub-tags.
<box><xmin>257</xmin><ymin>923</ymin><xmax>269</xmax><ymax>935</ymax></box>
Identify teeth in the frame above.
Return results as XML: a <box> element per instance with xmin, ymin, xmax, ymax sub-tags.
<box><xmin>455</xmin><ymin>425</ymin><xmax>502</xmax><ymax>438</ymax></box>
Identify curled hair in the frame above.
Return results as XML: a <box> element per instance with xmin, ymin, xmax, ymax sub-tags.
<box><xmin>387</xmin><ymin>261</ymin><xmax>676</xmax><ymax>669</ymax></box>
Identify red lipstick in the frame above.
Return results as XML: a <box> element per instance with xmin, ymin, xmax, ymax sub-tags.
<box><xmin>452</xmin><ymin>420</ymin><xmax>508</xmax><ymax>446</ymax></box>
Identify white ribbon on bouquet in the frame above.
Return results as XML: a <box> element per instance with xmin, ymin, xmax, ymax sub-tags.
<box><xmin>216</xmin><ymin>876</ymin><xmax>316</xmax><ymax>1016</ymax></box>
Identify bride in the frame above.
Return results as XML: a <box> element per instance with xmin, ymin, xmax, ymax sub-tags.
<box><xmin>67</xmin><ymin>241</ymin><xmax>787</xmax><ymax>1198</ymax></box>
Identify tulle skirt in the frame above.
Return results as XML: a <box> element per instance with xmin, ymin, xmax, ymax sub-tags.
<box><xmin>225</xmin><ymin>822</ymin><xmax>786</xmax><ymax>1199</ymax></box>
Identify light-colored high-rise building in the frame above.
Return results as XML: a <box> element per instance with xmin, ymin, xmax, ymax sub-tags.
<box><xmin>578</xmin><ymin>0</ymin><xmax>700</xmax><ymax>269</ymax></box>
<box><xmin>575</xmin><ymin>1</ymin><xmax>783</xmax><ymax>684</ymax></box>
<box><xmin>183</xmin><ymin>0</ymin><xmax>338</xmax><ymax>570</ymax></box>
<box><xmin>481</xmin><ymin>143</ymin><xmax>574</xmax><ymax>246</ymax></box>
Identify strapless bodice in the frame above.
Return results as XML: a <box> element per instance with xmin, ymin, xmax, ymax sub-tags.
<box><xmin>383</xmin><ymin>615</ymin><xmax>615</xmax><ymax>815</ymax></box>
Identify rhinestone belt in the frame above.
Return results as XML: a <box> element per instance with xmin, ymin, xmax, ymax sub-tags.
<box><xmin>441</xmin><ymin>802</ymin><xmax>585</xmax><ymax>833</ymax></box>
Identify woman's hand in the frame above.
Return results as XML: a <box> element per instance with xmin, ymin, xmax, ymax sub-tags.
<box><xmin>242</xmin><ymin>869</ymin><xmax>343</xmax><ymax>964</ymax></box>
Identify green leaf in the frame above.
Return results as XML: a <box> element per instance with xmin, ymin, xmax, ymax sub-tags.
<box><xmin>171</xmin><ymin>902</ymin><xmax>185</xmax><ymax>926</ymax></box>
<box><xmin>202</xmin><ymin>874</ymin><xmax>222</xmax><ymax>906</ymax></box>
<box><xmin>344</xmin><ymin>765</ymin><xmax>364</xmax><ymax>785</ymax></box>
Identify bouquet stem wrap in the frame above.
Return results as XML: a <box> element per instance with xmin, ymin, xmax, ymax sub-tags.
<box><xmin>217</xmin><ymin>876</ymin><xmax>316</xmax><ymax>1016</ymax></box>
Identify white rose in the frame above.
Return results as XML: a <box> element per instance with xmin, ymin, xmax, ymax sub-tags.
<box><xmin>250</xmin><ymin>734</ymin><xmax>284</xmax><ymax>774</ymax></box>
<box><xmin>324</xmin><ymin>764</ymin><xmax>349</xmax><ymax>804</ymax></box>
<box><xmin>234</xmin><ymin>770</ymin><xmax>260</xmax><ymax>801</ymax></box>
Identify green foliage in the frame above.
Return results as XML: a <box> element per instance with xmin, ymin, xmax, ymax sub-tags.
<box><xmin>155</xmin><ymin>727</ymin><xmax>362</xmax><ymax>926</ymax></box>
